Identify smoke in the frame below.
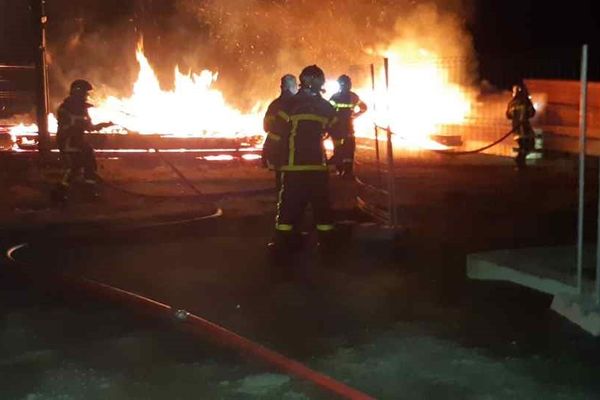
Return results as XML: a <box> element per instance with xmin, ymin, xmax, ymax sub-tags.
<box><xmin>46</xmin><ymin>0</ymin><xmax>475</xmax><ymax>111</ymax></box>
<box><xmin>179</xmin><ymin>0</ymin><xmax>476</xmax><ymax>108</ymax></box>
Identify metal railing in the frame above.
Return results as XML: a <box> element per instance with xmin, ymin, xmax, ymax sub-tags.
<box><xmin>354</xmin><ymin>59</ymin><xmax>398</xmax><ymax>229</ymax></box>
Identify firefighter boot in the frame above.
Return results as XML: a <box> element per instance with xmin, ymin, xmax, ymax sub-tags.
<box><xmin>82</xmin><ymin>181</ymin><xmax>101</xmax><ymax>201</ymax></box>
<box><xmin>317</xmin><ymin>229</ymin><xmax>340</xmax><ymax>254</ymax></box>
<box><xmin>268</xmin><ymin>230</ymin><xmax>304</xmax><ymax>253</ymax></box>
<box><xmin>341</xmin><ymin>162</ymin><xmax>354</xmax><ymax>180</ymax></box>
<box><xmin>50</xmin><ymin>183</ymin><xmax>69</xmax><ymax>204</ymax></box>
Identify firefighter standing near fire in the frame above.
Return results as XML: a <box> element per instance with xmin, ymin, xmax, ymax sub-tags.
<box><xmin>53</xmin><ymin>79</ymin><xmax>113</xmax><ymax>202</ymax></box>
<box><xmin>262</xmin><ymin>74</ymin><xmax>298</xmax><ymax>191</ymax></box>
<box><xmin>268</xmin><ymin>65</ymin><xmax>340</xmax><ymax>251</ymax></box>
<box><xmin>506</xmin><ymin>83</ymin><xmax>536</xmax><ymax>169</ymax></box>
<box><xmin>329</xmin><ymin>74</ymin><xmax>367</xmax><ymax>178</ymax></box>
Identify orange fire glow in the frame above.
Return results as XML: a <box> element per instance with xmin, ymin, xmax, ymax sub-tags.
<box><xmin>89</xmin><ymin>42</ymin><xmax>264</xmax><ymax>137</ymax></box>
<box><xmin>353</xmin><ymin>49</ymin><xmax>474</xmax><ymax>150</ymax></box>
<box><xmin>9</xmin><ymin>42</ymin><xmax>474</xmax><ymax>152</ymax></box>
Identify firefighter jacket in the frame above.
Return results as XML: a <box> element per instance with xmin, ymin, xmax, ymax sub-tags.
<box><xmin>329</xmin><ymin>91</ymin><xmax>367</xmax><ymax>138</ymax></box>
<box><xmin>262</xmin><ymin>92</ymin><xmax>293</xmax><ymax>169</ymax></box>
<box><xmin>506</xmin><ymin>95</ymin><xmax>536</xmax><ymax>133</ymax></box>
<box><xmin>56</xmin><ymin>96</ymin><xmax>94</xmax><ymax>152</ymax></box>
<box><xmin>271</xmin><ymin>90</ymin><xmax>339</xmax><ymax>172</ymax></box>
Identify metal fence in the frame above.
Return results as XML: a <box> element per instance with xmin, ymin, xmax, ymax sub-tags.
<box><xmin>352</xmin><ymin>46</ymin><xmax>600</xmax><ymax>305</ymax></box>
<box><xmin>0</xmin><ymin>65</ymin><xmax>36</xmax><ymax>119</ymax></box>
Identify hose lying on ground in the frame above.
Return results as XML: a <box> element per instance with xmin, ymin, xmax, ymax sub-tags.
<box><xmin>5</xmin><ymin>243</ymin><xmax>374</xmax><ymax>400</ymax></box>
<box><xmin>432</xmin><ymin>126</ymin><xmax>518</xmax><ymax>156</ymax></box>
<box><xmin>374</xmin><ymin>124</ymin><xmax>519</xmax><ymax>156</ymax></box>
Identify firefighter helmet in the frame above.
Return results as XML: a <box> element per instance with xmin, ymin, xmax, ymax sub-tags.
<box><xmin>337</xmin><ymin>74</ymin><xmax>352</xmax><ymax>91</ymax></box>
<box><xmin>70</xmin><ymin>79</ymin><xmax>93</xmax><ymax>96</ymax></box>
<box><xmin>280</xmin><ymin>74</ymin><xmax>298</xmax><ymax>95</ymax></box>
<box><xmin>512</xmin><ymin>84</ymin><xmax>524</xmax><ymax>98</ymax></box>
<box><xmin>299</xmin><ymin>65</ymin><xmax>325</xmax><ymax>93</ymax></box>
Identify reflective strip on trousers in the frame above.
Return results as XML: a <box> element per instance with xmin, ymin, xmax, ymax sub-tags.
<box><xmin>276</xmin><ymin>224</ymin><xmax>293</xmax><ymax>231</ymax></box>
<box><xmin>316</xmin><ymin>224</ymin><xmax>335</xmax><ymax>232</ymax></box>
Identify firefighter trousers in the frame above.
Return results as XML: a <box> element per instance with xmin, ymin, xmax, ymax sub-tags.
<box><xmin>332</xmin><ymin>135</ymin><xmax>356</xmax><ymax>175</ymax></box>
<box><xmin>60</xmin><ymin>142</ymin><xmax>98</xmax><ymax>186</ymax></box>
<box><xmin>275</xmin><ymin>171</ymin><xmax>334</xmax><ymax>233</ymax></box>
<box><xmin>514</xmin><ymin>124</ymin><xmax>535</xmax><ymax>169</ymax></box>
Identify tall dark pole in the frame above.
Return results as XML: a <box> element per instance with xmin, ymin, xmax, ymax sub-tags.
<box><xmin>30</xmin><ymin>0</ymin><xmax>49</xmax><ymax>155</ymax></box>
<box><xmin>383</xmin><ymin>57</ymin><xmax>396</xmax><ymax>229</ymax></box>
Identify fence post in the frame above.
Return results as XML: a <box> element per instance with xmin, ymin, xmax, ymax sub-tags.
<box><xmin>383</xmin><ymin>57</ymin><xmax>396</xmax><ymax>228</ymax></box>
<box><xmin>597</xmin><ymin>136</ymin><xmax>600</xmax><ymax>304</ymax></box>
<box><xmin>577</xmin><ymin>44</ymin><xmax>588</xmax><ymax>294</ymax></box>
<box><xmin>370</xmin><ymin>63</ymin><xmax>382</xmax><ymax>185</ymax></box>
<box><xmin>30</xmin><ymin>0</ymin><xmax>50</xmax><ymax>156</ymax></box>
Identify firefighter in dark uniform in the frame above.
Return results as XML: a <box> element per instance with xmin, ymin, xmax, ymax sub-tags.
<box><xmin>269</xmin><ymin>65</ymin><xmax>339</xmax><ymax>251</ymax></box>
<box><xmin>506</xmin><ymin>83</ymin><xmax>536</xmax><ymax>169</ymax></box>
<box><xmin>329</xmin><ymin>74</ymin><xmax>367</xmax><ymax>178</ymax></box>
<box><xmin>262</xmin><ymin>74</ymin><xmax>298</xmax><ymax>191</ymax></box>
<box><xmin>54</xmin><ymin>79</ymin><xmax>112</xmax><ymax>201</ymax></box>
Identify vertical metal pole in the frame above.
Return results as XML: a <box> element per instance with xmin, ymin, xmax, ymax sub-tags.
<box><xmin>577</xmin><ymin>44</ymin><xmax>588</xmax><ymax>294</ymax></box>
<box><xmin>370</xmin><ymin>63</ymin><xmax>382</xmax><ymax>185</ymax></box>
<box><xmin>597</xmin><ymin>146</ymin><xmax>600</xmax><ymax>305</ymax></box>
<box><xmin>30</xmin><ymin>0</ymin><xmax>49</xmax><ymax>155</ymax></box>
<box><xmin>384</xmin><ymin>57</ymin><xmax>396</xmax><ymax>228</ymax></box>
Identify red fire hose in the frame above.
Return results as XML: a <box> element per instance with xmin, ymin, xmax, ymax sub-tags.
<box><xmin>5</xmin><ymin>243</ymin><xmax>375</xmax><ymax>400</ymax></box>
<box><xmin>374</xmin><ymin>124</ymin><xmax>519</xmax><ymax>156</ymax></box>
<box><xmin>432</xmin><ymin>126</ymin><xmax>518</xmax><ymax>156</ymax></box>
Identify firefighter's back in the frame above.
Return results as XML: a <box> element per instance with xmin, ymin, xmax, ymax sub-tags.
<box><xmin>330</xmin><ymin>91</ymin><xmax>359</xmax><ymax>134</ymax></box>
<box><xmin>56</xmin><ymin>96</ymin><xmax>91</xmax><ymax>150</ymax></box>
<box><xmin>279</xmin><ymin>91</ymin><xmax>336</xmax><ymax>171</ymax></box>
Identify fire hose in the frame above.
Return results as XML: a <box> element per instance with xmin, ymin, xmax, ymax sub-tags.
<box><xmin>375</xmin><ymin>124</ymin><xmax>520</xmax><ymax>156</ymax></box>
<box><xmin>5</xmin><ymin>243</ymin><xmax>374</xmax><ymax>400</ymax></box>
<box><xmin>432</xmin><ymin>125</ymin><xmax>518</xmax><ymax>156</ymax></box>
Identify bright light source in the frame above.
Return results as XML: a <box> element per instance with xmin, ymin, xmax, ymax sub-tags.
<box><xmin>242</xmin><ymin>154</ymin><xmax>261</xmax><ymax>161</ymax></box>
<box><xmin>324</xmin><ymin>80</ymin><xmax>340</xmax><ymax>96</ymax></box>
<box><xmin>204</xmin><ymin>154</ymin><xmax>234</xmax><ymax>161</ymax></box>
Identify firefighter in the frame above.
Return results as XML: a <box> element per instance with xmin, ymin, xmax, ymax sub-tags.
<box><xmin>506</xmin><ymin>83</ymin><xmax>536</xmax><ymax>169</ymax></box>
<box><xmin>53</xmin><ymin>79</ymin><xmax>113</xmax><ymax>202</ymax></box>
<box><xmin>329</xmin><ymin>74</ymin><xmax>367</xmax><ymax>178</ymax></box>
<box><xmin>269</xmin><ymin>65</ymin><xmax>339</xmax><ymax>251</ymax></box>
<box><xmin>262</xmin><ymin>74</ymin><xmax>298</xmax><ymax>191</ymax></box>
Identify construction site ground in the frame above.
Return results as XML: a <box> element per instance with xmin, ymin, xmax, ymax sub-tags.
<box><xmin>1</xmin><ymin>149</ymin><xmax>600</xmax><ymax>399</ymax></box>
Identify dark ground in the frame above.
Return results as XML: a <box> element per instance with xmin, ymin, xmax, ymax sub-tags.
<box><xmin>1</xmin><ymin>150</ymin><xmax>600</xmax><ymax>399</ymax></box>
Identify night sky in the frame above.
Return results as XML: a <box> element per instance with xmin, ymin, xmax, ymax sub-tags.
<box><xmin>472</xmin><ymin>0</ymin><xmax>600</xmax><ymax>55</ymax></box>
<box><xmin>1</xmin><ymin>0</ymin><xmax>599</xmax><ymax>83</ymax></box>
<box><xmin>471</xmin><ymin>0</ymin><xmax>600</xmax><ymax>84</ymax></box>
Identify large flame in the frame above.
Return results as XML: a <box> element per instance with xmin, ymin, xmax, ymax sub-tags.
<box><xmin>353</xmin><ymin>48</ymin><xmax>473</xmax><ymax>150</ymax></box>
<box><xmin>8</xmin><ymin>42</ymin><xmax>473</xmax><ymax>152</ymax></box>
<box><xmin>91</xmin><ymin>43</ymin><xmax>263</xmax><ymax>137</ymax></box>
